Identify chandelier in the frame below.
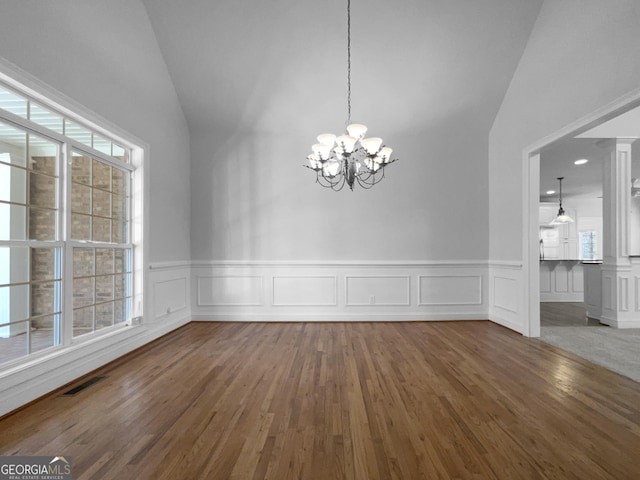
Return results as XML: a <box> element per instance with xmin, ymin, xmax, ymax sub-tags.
<box><xmin>304</xmin><ymin>0</ymin><xmax>397</xmax><ymax>191</ymax></box>
<box><xmin>550</xmin><ymin>177</ymin><xmax>574</xmax><ymax>224</ymax></box>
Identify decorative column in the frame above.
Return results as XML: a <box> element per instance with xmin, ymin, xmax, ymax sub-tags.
<box><xmin>600</xmin><ymin>138</ymin><xmax>640</xmax><ymax>327</ymax></box>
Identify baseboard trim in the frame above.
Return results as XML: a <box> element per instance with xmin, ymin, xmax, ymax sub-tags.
<box><xmin>599</xmin><ymin>317</ymin><xmax>640</xmax><ymax>328</ymax></box>
<box><xmin>191</xmin><ymin>313</ymin><xmax>489</xmax><ymax>322</ymax></box>
<box><xmin>488</xmin><ymin>313</ymin><xmax>523</xmax><ymax>334</ymax></box>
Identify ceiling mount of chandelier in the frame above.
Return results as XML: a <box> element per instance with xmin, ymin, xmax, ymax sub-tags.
<box><xmin>304</xmin><ymin>0</ymin><xmax>398</xmax><ymax>191</ymax></box>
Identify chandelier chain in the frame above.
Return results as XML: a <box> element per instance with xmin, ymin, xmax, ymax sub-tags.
<box><xmin>346</xmin><ymin>0</ymin><xmax>351</xmax><ymax>126</ymax></box>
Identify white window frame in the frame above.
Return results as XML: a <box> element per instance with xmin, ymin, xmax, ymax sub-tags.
<box><xmin>0</xmin><ymin>60</ymin><xmax>147</xmax><ymax>367</ymax></box>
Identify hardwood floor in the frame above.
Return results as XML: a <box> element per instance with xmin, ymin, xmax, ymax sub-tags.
<box><xmin>540</xmin><ymin>302</ymin><xmax>602</xmax><ymax>327</ymax></box>
<box><xmin>1</xmin><ymin>321</ymin><xmax>639</xmax><ymax>479</ymax></box>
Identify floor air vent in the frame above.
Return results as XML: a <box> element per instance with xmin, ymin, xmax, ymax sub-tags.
<box><xmin>60</xmin><ymin>376</ymin><xmax>107</xmax><ymax>396</ymax></box>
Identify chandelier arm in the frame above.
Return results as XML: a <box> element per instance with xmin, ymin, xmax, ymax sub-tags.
<box><xmin>356</xmin><ymin>170</ymin><xmax>375</xmax><ymax>183</ymax></box>
<box><xmin>355</xmin><ymin>167</ymin><xmax>385</xmax><ymax>187</ymax></box>
<box><xmin>317</xmin><ymin>172</ymin><xmax>347</xmax><ymax>191</ymax></box>
<box><xmin>355</xmin><ymin>173</ymin><xmax>382</xmax><ymax>189</ymax></box>
<box><xmin>329</xmin><ymin>174</ymin><xmax>347</xmax><ymax>192</ymax></box>
<box><xmin>316</xmin><ymin>173</ymin><xmax>336</xmax><ymax>188</ymax></box>
<box><xmin>316</xmin><ymin>176</ymin><xmax>337</xmax><ymax>190</ymax></box>
<box><xmin>355</xmin><ymin>177</ymin><xmax>375</xmax><ymax>189</ymax></box>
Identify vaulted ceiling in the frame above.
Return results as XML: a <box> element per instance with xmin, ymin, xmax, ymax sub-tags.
<box><xmin>141</xmin><ymin>0</ymin><xmax>543</xmax><ymax>137</ymax></box>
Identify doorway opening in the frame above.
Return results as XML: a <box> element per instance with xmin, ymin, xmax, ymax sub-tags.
<box><xmin>523</xmin><ymin>88</ymin><xmax>640</xmax><ymax>337</ymax></box>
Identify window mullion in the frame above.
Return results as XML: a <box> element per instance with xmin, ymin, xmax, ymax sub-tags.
<box><xmin>61</xmin><ymin>143</ymin><xmax>73</xmax><ymax>346</ymax></box>
<box><xmin>72</xmin><ymin>144</ymin><xmax>133</xmax><ymax>173</ymax></box>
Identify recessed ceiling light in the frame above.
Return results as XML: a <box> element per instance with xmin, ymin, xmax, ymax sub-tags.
<box><xmin>574</xmin><ymin>158</ymin><xmax>589</xmax><ymax>165</ymax></box>
<box><xmin>546</xmin><ymin>190</ymin><xmax>555</xmax><ymax>195</ymax></box>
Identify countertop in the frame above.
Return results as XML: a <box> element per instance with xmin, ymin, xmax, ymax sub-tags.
<box><xmin>540</xmin><ymin>259</ymin><xmax>602</xmax><ymax>264</ymax></box>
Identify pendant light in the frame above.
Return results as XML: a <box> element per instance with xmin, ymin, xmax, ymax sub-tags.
<box><xmin>550</xmin><ymin>177</ymin><xmax>574</xmax><ymax>224</ymax></box>
<box><xmin>303</xmin><ymin>0</ymin><xmax>398</xmax><ymax>191</ymax></box>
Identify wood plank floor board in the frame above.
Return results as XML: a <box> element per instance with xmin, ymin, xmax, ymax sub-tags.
<box><xmin>1</xmin><ymin>321</ymin><xmax>639</xmax><ymax>479</ymax></box>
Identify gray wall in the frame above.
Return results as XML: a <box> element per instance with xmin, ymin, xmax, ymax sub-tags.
<box><xmin>489</xmin><ymin>0</ymin><xmax>640</xmax><ymax>262</ymax></box>
<box><xmin>190</xmin><ymin>122</ymin><xmax>490</xmax><ymax>262</ymax></box>
<box><xmin>0</xmin><ymin>0</ymin><xmax>191</xmax><ymax>263</ymax></box>
<box><xmin>138</xmin><ymin>0</ymin><xmax>541</xmax><ymax>265</ymax></box>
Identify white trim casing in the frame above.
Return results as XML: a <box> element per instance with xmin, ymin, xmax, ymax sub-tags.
<box><xmin>518</xmin><ymin>85</ymin><xmax>640</xmax><ymax>337</ymax></box>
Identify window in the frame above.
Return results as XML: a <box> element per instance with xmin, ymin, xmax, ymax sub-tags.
<box><xmin>0</xmin><ymin>79</ymin><xmax>141</xmax><ymax>366</ymax></box>
<box><xmin>579</xmin><ymin>231</ymin><xmax>597</xmax><ymax>260</ymax></box>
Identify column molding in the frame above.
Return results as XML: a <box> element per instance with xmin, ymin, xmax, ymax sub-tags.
<box><xmin>603</xmin><ymin>139</ymin><xmax>633</xmax><ymax>265</ymax></box>
<box><xmin>601</xmin><ymin>138</ymin><xmax>638</xmax><ymax>327</ymax></box>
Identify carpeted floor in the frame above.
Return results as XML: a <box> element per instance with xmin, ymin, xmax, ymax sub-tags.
<box><xmin>539</xmin><ymin>325</ymin><xmax>640</xmax><ymax>383</ymax></box>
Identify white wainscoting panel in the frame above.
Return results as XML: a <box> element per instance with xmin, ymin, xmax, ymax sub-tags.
<box><xmin>346</xmin><ymin>276</ymin><xmax>410</xmax><ymax>306</ymax></box>
<box><xmin>191</xmin><ymin>261</ymin><xmax>489</xmax><ymax>322</ymax></box>
<box><xmin>556</xmin><ymin>267</ymin><xmax>569</xmax><ymax>293</ymax></box>
<box><xmin>198</xmin><ymin>275</ymin><xmax>263</xmax><ymax>306</ymax></box>
<box><xmin>573</xmin><ymin>267</ymin><xmax>584</xmax><ymax>292</ymax></box>
<box><xmin>273</xmin><ymin>276</ymin><xmax>337</xmax><ymax>306</ymax></box>
<box><xmin>155</xmin><ymin>278</ymin><xmax>187</xmax><ymax>316</ymax></box>
<box><xmin>149</xmin><ymin>262</ymin><xmax>191</xmax><ymax>322</ymax></box>
<box><xmin>540</xmin><ymin>268</ymin><xmax>551</xmax><ymax>294</ymax></box>
<box><xmin>599</xmin><ymin>263</ymin><xmax>640</xmax><ymax>328</ymax></box>
<box><xmin>583</xmin><ymin>264</ymin><xmax>602</xmax><ymax>320</ymax></box>
<box><xmin>489</xmin><ymin>262</ymin><xmax>524</xmax><ymax>333</ymax></box>
<box><xmin>619</xmin><ymin>277</ymin><xmax>629</xmax><ymax>311</ymax></box>
<box><xmin>539</xmin><ymin>261</ymin><xmax>584</xmax><ymax>302</ymax></box>
<box><xmin>494</xmin><ymin>276</ymin><xmax>518</xmax><ymax>313</ymax></box>
<box><xmin>418</xmin><ymin>275</ymin><xmax>481</xmax><ymax>306</ymax></box>
<box><xmin>603</xmin><ymin>274</ymin><xmax>613</xmax><ymax>310</ymax></box>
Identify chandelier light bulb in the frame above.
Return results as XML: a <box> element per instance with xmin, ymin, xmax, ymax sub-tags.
<box><xmin>552</xmin><ymin>214</ymin><xmax>574</xmax><ymax>224</ymax></box>
<box><xmin>364</xmin><ymin>157</ymin><xmax>381</xmax><ymax>171</ymax></box>
<box><xmin>360</xmin><ymin>137</ymin><xmax>383</xmax><ymax>155</ymax></box>
<box><xmin>317</xmin><ymin>133</ymin><xmax>337</xmax><ymax>146</ymax></box>
<box><xmin>307</xmin><ymin>154</ymin><xmax>321</xmax><ymax>170</ymax></box>
<box><xmin>336</xmin><ymin>135</ymin><xmax>357</xmax><ymax>154</ymax></box>
<box><xmin>312</xmin><ymin>143</ymin><xmax>332</xmax><ymax>160</ymax></box>
<box><xmin>346</xmin><ymin>123</ymin><xmax>368</xmax><ymax>139</ymax></box>
<box><xmin>378</xmin><ymin>147</ymin><xmax>393</xmax><ymax>162</ymax></box>
<box><xmin>323</xmin><ymin>160</ymin><xmax>341</xmax><ymax>177</ymax></box>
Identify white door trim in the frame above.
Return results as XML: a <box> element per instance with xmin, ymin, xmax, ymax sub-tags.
<box><xmin>521</xmin><ymin>87</ymin><xmax>640</xmax><ymax>337</ymax></box>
